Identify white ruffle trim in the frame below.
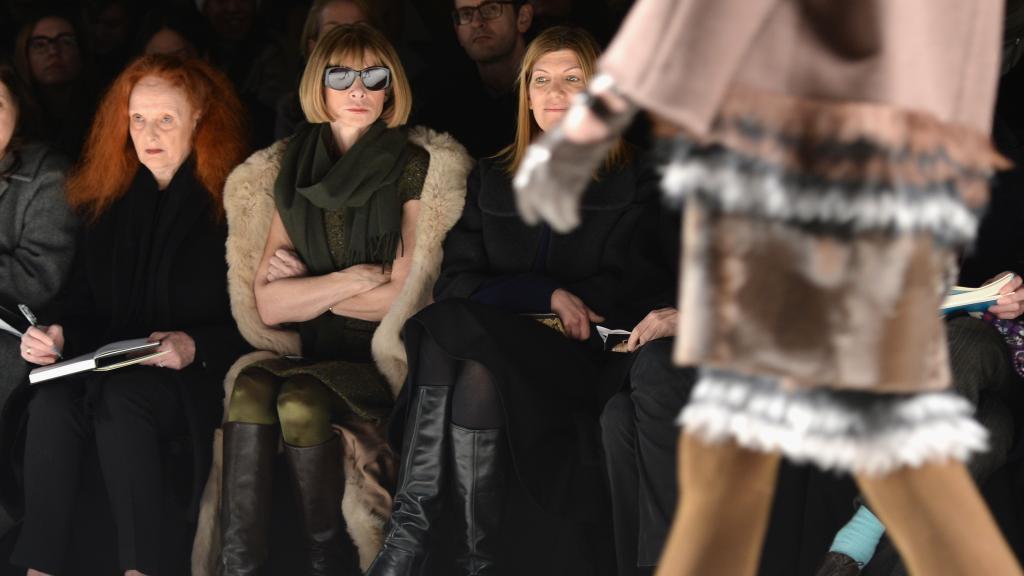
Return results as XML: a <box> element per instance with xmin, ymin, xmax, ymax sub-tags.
<box><xmin>677</xmin><ymin>369</ymin><xmax>988</xmax><ymax>476</ymax></box>
<box><xmin>660</xmin><ymin>157</ymin><xmax>979</xmax><ymax>246</ymax></box>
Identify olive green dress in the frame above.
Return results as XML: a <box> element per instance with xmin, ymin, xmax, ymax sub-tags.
<box><xmin>247</xmin><ymin>122</ymin><xmax>429</xmax><ymax>423</ymax></box>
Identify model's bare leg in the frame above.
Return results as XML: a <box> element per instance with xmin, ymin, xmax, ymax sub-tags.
<box><xmin>855</xmin><ymin>461</ymin><xmax>1022</xmax><ymax>576</ymax></box>
<box><xmin>655</xmin><ymin>431</ymin><xmax>780</xmax><ymax>576</ymax></box>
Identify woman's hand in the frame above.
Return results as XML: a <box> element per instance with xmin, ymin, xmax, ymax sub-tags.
<box><xmin>266</xmin><ymin>248</ymin><xmax>308</xmax><ymax>283</ymax></box>
<box><xmin>141</xmin><ymin>331</ymin><xmax>196</xmax><ymax>370</ymax></box>
<box><xmin>626</xmin><ymin>307</ymin><xmax>678</xmax><ymax>352</ymax></box>
<box><xmin>987</xmin><ymin>272</ymin><xmax>1024</xmax><ymax>320</ymax></box>
<box><xmin>20</xmin><ymin>325</ymin><xmax>64</xmax><ymax>365</ymax></box>
<box><xmin>550</xmin><ymin>288</ymin><xmax>604</xmax><ymax>341</ymax></box>
<box><xmin>330</xmin><ymin>264</ymin><xmax>392</xmax><ymax>312</ymax></box>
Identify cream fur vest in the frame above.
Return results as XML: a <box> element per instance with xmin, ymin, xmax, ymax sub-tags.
<box><xmin>190</xmin><ymin>127</ymin><xmax>472</xmax><ymax>574</ymax></box>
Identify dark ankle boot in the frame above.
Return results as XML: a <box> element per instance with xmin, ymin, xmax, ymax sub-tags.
<box><xmin>451</xmin><ymin>424</ymin><xmax>506</xmax><ymax>576</ymax></box>
<box><xmin>284</xmin><ymin>435</ymin><xmax>355</xmax><ymax>576</ymax></box>
<box><xmin>814</xmin><ymin>551</ymin><xmax>862</xmax><ymax>576</ymax></box>
<box><xmin>221</xmin><ymin>422</ymin><xmax>277</xmax><ymax>576</ymax></box>
<box><xmin>366</xmin><ymin>385</ymin><xmax>451</xmax><ymax>576</ymax></box>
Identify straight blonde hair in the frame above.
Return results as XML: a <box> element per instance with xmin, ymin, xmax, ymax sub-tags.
<box><xmin>501</xmin><ymin>26</ymin><xmax>628</xmax><ymax>175</ymax></box>
<box><xmin>299</xmin><ymin>23</ymin><xmax>411</xmax><ymax>127</ymax></box>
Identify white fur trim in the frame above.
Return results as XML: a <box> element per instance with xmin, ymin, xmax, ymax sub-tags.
<box><xmin>678</xmin><ymin>368</ymin><xmax>989</xmax><ymax>476</ymax></box>
<box><xmin>660</xmin><ymin>156</ymin><xmax>980</xmax><ymax>246</ymax></box>
<box><xmin>371</xmin><ymin>126</ymin><xmax>475</xmax><ymax>398</ymax></box>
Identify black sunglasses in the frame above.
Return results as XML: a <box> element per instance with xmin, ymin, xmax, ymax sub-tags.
<box><xmin>323</xmin><ymin>66</ymin><xmax>392</xmax><ymax>91</ymax></box>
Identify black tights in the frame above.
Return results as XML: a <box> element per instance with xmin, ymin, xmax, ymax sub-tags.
<box><xmin>418</xmin><ymin>336</ymin><xmax>504</xmax><ymax>430</ymax></box>
<box><xmin>452</xmin><ymin>360</ymin><xmax>504</xmax><ymax>429</ymax></box>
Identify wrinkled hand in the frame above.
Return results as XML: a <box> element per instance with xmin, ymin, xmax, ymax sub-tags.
<box><xmin>987</xmin><ymin>272</ymin><xmax>1024</xmax><ymax>320</ymax></box>
<box><xmin>627</xmin><ymin>307</ymin><xmax>678</xmax><ymax>352</ymax></box>
<box><xmin>331</xmin><ymin>264</ymin><xmax>391</xmax><ymax>312</ymax></box>
<box><xmin>20</xmin><ymin>324</ymin><xmax>65</xmax><ymax>365</ymax></box>
<box><xmin>551</xmin><ymin>288</ymin><xmax>604</xmax><ymax>341</ymax></box>
<box><xmin>141</xmin><ymin>331</ymin><xmax>196</xmax><ymax>370</ymax></box>
<box><xmin>267</xmin><ymin>248</ymin><xmax>308</xmax><ymax>283</ymax></box>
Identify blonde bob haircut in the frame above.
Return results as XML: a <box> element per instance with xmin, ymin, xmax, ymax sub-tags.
<box><xmin>299</xmin><ymin>23</ymin><xmax>411</xmax><ymax>127</ymax></box>
<box><xmin>501</xmin><ymin>26</ymin><xmax>629</xmax><ymax>175</ymax></box>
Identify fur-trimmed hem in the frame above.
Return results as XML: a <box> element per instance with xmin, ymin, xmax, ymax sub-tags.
<box><xmin>716</xmin><ymin>87</ymin><xmax>1009</xmax><ymax>178</ymax></box>
<box><xmin>660</xmin><ymin>150</ymin><xmax>979</xmax><ymax>246</ymax></box>
<box><xmin>656</xmin><ymin>86</ymin><xmax>1008</xmax><ymax>243</ymax></box>
<box><xmin>678</xmin><ymin>368</ymin><xmax>988</xmax><ymax>476</ymax></box>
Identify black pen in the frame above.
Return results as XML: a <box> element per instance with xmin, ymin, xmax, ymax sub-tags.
<box><xmin>18</xmin><ymin>304</ymin><xmax>63</xmax><ymax>359</ymax></box>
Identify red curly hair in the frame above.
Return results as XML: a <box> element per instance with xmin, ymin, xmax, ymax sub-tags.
<box><xmin>67</xmin><ymin>55</ymin><xmax>249</xmax><ymax>221</ymax></box>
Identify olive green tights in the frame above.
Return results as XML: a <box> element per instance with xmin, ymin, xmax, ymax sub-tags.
<box><xmin>226</xmin><ymin>367</ymin><xmax>338</xmax><ymax>447</ymax></box>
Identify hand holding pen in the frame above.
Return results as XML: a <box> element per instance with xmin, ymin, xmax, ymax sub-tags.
<box><xmin>18</xmin><ymin>304</ymin><xmax>65</xmax><ymax>364</ymax></box>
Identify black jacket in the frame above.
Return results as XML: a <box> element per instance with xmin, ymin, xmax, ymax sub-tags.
<box><xmin>435</xmin><ymin>155</ymin><xmax>661</xmax><ymax>329</ymax></box>
<box><xmin>0</xmin><ymin>163</ymin><xmax>249</xmax><ymax>519</ymax></box>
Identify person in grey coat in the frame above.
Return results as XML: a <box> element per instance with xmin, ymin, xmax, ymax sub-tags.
<box><xmin>0</xmin><ymin>58</ymin><xmax>77</xmax><ymax>536</ymax></box>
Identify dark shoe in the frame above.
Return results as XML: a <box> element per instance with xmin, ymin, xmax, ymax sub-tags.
<box><xmin>221</xmin><ymin>422</ymin><xmax>277</xmax><ymax>576</ymax></box>
<box><xmin>284</xmin><ymin>435</ymin><xmax>356</xmax><ymax>576</ymax></box>
<box><xmin>815</xmin><ymin>552</ymin><xmax>862</xmax><ymax>576</ymax></box>
<box><xmin>451</xmin><ymin>424</ymin><xmax>506</xmax><ymax>576</ymax></box>
<box><xmin>366</xmin><ymin>385</ymin><xmax>451</xmax><ymax>576</ymax></box>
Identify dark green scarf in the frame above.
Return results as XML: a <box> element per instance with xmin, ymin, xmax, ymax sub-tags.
<box><xmin>275</xmin><ymin>121</ymin><xmax>409</xmax><ymax>273</ymax></box>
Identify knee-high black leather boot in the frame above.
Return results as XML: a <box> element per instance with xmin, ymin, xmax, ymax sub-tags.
<box><xmin>221</xmin><ymin>422</ymin><xmax>277</xmax><ymax>576</ymax></box>
<box><xmin>284</xmin><ymin>434</ymin><xmax>356</xmax><ymax>575</ymax></box>
<box><xmin>366</xmin><ymin>385</ymin><xmax>451</xmax><ymax>576</ymax></box>
<box><xmin>451</xmin><ymin>424</ymin><xmax>506</xmax><ymax>576</ymax></box>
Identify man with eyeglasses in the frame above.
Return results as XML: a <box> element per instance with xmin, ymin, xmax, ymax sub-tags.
<box><xmin>422</xmin><ymin>0</ymin><xmax>533</xmax><ymax>158</ymax></box>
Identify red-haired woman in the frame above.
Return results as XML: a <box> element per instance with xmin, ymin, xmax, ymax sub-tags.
<box><xmin>7</xmin><ymin>55</ymin><xmax>250</xmax><ymax>576</ymax></box>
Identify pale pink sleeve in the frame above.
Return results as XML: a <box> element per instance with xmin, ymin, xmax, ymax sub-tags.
<box><xmin>599</xmin><ymin>0</ymin><xmax>780</xmax><ymax>137</ymax></box>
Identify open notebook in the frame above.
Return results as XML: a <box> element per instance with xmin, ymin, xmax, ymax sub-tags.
<box><xmin>940</xmin><ymin>273</ymin><xmax>1015</xmax><ymax>315</ymax></box>
<box><xmin>29</xmin><ymin>338</ymin><xmax>169</xmax><ymax>384</ymax></box>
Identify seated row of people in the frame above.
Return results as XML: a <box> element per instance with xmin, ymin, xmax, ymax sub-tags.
<box><xmin>0</xmin><ymin>22</ymin><xmax>670</xmax><ymax>575</ymax></box>
<box><xmin>0</xmin><ymin>19</ymin><xmax>1021</xmax><ymax>576</ymax></box>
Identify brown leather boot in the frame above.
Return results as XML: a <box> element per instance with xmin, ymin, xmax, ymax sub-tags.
<box><xmin>284</xmin><ymin>435</ymin><xmax>357</xmax><ymax>576</ymax></box>
<box><xmin>221</xmin><ymin>422</ymin><xmax>277</xmax><ymax>576</ymax></box>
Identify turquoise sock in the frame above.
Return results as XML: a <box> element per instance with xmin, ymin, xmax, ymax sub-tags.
<box><xmin>828</xmin><ymin>505</ymin><xmax>886</xmax><ymax>567</ymax></box>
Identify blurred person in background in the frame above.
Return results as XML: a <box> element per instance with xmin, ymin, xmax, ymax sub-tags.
<box><xmin>200</xmin><ymin>0</ymin><xmax>289</xmax><ymax>147</ymax></box>
<box><xmin>135</xmin><ymin>4</ymin><xmax>212</xmax><ymax>59</ymax></box>
<box><xmin>13</xmin><ymin>9</ymin><xmax>98</xmax><ymax>160</ymax></box>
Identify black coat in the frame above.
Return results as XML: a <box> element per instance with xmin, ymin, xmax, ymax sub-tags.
<box><xmin>0</xmin><ymin>163</ymin><xmax>249</xmax><ymax>519</ymax></box>
<box><xmin>436</xmin><ymin>155</ymin><xmax>661</xmax><ymax>328</ymax></box>
<box><xmin>393</xmin><ymin>155</ymin><xmax>660</xmax><ymax>520</ymax></box>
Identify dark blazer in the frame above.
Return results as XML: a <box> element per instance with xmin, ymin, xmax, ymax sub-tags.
<box><xmin>0</xmin><ymin>143</ymin><xmax>77</xmax><ymax>400</ymax></box>
<box><xmin>435</xmin><ymin>155</ymin><xmax>660</xmax><ymax>328</ymax></box>
<box><xmin>0</xmin><ymin>163</ymin><xmax>249</xmax><ymax>519</ymax></box>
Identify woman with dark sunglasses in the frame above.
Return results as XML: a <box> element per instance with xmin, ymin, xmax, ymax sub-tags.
<box><xmin>214</xmin><ymin>23</ymin><xmax>472</xmax><ymax>575</ymax></box>
<box><xmin>368</xmin><ymin>26</ymin><xmax>661</xmax><ymax>576</ymax></box>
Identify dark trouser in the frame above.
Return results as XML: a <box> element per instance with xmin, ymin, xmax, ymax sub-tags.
<box><xmin>946</xmin><ymin>316</ymin><xmax>1016</xmax><ymax>482</ymax></box>
<box><xmin>0</xmin><ymin>339</ymin><xmax>29</xmax><ymax>537</ymax></box>
<box><xmin>11</xmin><ymin>370</ymin><xmax>187</xmax><ymax>575</ymax></box>
<box><xmin>600</xmin><ymin>338</ymin><xmax>697</xmax><ymax>575</ymax></box>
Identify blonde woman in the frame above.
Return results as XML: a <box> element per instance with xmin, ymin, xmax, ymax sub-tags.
<box><xmin>368</xmin><ymin>27</ymin><xmax>657</xmax><ymax>576</ymax></box>
<box><xmin>220</xmin><ymin>24</ymin><xmax>427</xmax><ymax>575</ymax></box>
